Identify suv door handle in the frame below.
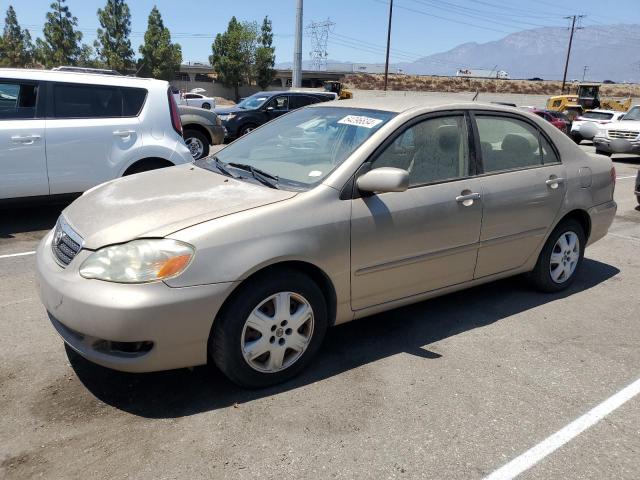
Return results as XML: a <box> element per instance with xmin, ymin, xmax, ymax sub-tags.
<box><xmin>546</xmin><ymin>177</ymin><xmax>565</xmax><ymax>188</ymax></box>
<box><xmin>113</xmin><ymin>129</ymin><xmax>135</xmax><ymax>137</ymax></box>
<box><xmin>455</xmin><ymin>192</ymin><xmax>481</xmax><ymax>203</ymax></box>
<box><xmin>11</xmin><ymin>134</ymin><xmax>41</xmax><ymax>144</ymax></box>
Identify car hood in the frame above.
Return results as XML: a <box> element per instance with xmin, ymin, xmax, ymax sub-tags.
<box><xmin>62</xmin><ymin>164</ymin><xmax>297</xmax><ymax>249</ymax></box>
<box><xmin>603</xmin><ymin>120</ymin><xmax>640</xmax><ymax>130</ymax></box>
<box><xmin>214</xmin><ymin>106</ymin><xmax>245</xmax><ymax>115</ymax></box>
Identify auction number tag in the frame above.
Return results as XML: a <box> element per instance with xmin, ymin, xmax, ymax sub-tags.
<box><xmin>337</xmin><ymin>115</ymin><xmax>383</xmax><ymax>129</ymax></box>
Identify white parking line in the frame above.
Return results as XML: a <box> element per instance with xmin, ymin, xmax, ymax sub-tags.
<box><xmin>484</xmin><ymin>376</ymin><xmax>640</xmax><ymax>480</ymax></box>
<box><xmin>0</xmin><ymin>251</ymin><xmax>35</xmax><ymax>259</ymax></box>
<box><xmin>616</xmin><ymin>175</ymin><xmax>636</xmax><ymax>180</ymax></box>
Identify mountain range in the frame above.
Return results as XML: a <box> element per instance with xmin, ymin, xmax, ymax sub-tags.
<box><xmin>278</xmin><ymin>24</ymin><xmax>640</xmax><ymax>82</ymax></box>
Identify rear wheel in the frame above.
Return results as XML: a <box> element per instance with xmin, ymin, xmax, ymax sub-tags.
<box><xmin>123</xmin><ymin>159</ymin><xmax>172</xmax><ymax>176</ymax></box>
<box><xmin>530</xmin><ymin>219</ymin><xmax>585</xmax><ymax>293</ymax></box>
<box><xmin>595</xmin><ymin>148</ymin><xmax>612</xmax><ymax>157</ymax></box>
<box><xmin>210</xmin><ymin>270</ymin><xmax>328</xmax><ymax>388</ymax></box>
<box><xmin>239</xmin><ymin>124</ymin><xmax>257</xmax><ymax>136</ymax></box>
<box><xmin>571</xmin><ymin>134</ymin><xmax>582</xmax><ymax>144</ymax></box>
<box><xmin>202</xmin><ymin>102</ymin><xmax>211</xmax><ymax>110</ymax></box>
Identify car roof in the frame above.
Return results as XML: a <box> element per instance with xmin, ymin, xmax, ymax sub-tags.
<box><xmin>0</xmin><ymin>68</ymin><xmax>162</xmax><ymax>88</ymax></box>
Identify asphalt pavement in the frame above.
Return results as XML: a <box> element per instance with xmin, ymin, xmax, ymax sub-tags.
<box><xmin>0</xmin><ymin>144</ymin><xmax>639</xmax><ymax>480</ymax></box>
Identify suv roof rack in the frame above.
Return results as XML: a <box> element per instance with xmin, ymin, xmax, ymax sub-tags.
<box><xmin>51</xmin><ymin>66</ymin><xmax>122</xmax><ymax>76</ymax></box>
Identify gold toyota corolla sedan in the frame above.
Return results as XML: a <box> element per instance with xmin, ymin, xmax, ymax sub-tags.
<box><xmin>36</xmin><ymin>98</ymin><xmax>617</xmax><ymax>388</ymax></box>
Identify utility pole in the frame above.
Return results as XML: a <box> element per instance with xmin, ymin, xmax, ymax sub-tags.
<box><xmin>561</xmin><ymin>14</ymin><xmax>584</xmax><ymax>93</ymax></box>
<box><xmin>582</xmin><ymin>65</ymin><xmax>589</xmax><ymax>82</ymax></box>
<box><xmin>383</xmin><ymin>0</ymin><xmax>394</xmax><ymax>91</ymax></box>
<box><xmin>292</xmin><ymin>0</ymin><xmax>303</xmax><ymax>88</ymax></box>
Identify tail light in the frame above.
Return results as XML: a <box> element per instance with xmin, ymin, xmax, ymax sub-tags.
<box><xmin>167</xmin><ymin>88</ymin><xmax>183</xmax><ymax>136</ymax></box>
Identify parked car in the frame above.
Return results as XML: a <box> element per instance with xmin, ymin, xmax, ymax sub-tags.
<box><xmin>570</xmin><ymin>109</ymin><xmax>626</xmax><ymax>144</ymax></box>
<box><xmin>179</xmin><ymin>105</ymin><xmax>225</xmax><ymax>160</ymax></box>
<box><xmin>0</xmin><ymin>68</ymin><xmax>192</xmax><ymax>202</ymax></box>
<box><xmin>593</xmin><ymin>105</ymin><xmax>640</xmax><ymax>156</ymax></box>
<box><xmin>179</xmin><ymin>91</ymin><xmax>216</xmax><ymax>110</ymax></box>
<box><xmin>635</xmin><ymin>169</ymin><xmax>640</xmax><ymax>205</ymax></box>
<box><xmin>530</xmin><ymin>108</ymin><xmax>570</xmax><ymax>133</ymax></box>
<box><xmin>215</xmin><ymin>90</ymin><xmax>334</xmax><ymax>139</ymax></box>
<box><xmin>36</xmin><ymin>99</ymin><xmax>616</xmax><ymax>388</ymax></box>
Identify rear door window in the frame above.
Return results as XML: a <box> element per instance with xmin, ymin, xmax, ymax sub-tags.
<box><xmin>475</xmin><ymin>115</ymin><xmax>559</xmax><ymax>172</ymax></box>
<box><xmin>289</xmin><ymin>95</ymin><xmax>317</xmax><ymax>109</ymax></box>
<box><xmin>267</xmin><ymin>95</ymin><xmax>289</xmax><ymax>111</ymax></box>
<box><xmin>0</xmin><ymin>82</ymin><xmax>38</xmax><ymax>119</ymax></box>
<box><xmin>53</xmin><ymin>83</ymin><xmax>146</xmax><ymax>118</ymax></box>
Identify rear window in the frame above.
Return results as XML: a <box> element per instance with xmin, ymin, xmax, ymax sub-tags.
<box><xmin>0</xmin><ymin>82</ymin><xmax>38</xmax><ymax>119</ymax></box>
<box><xmin>53</xmin><ymin>83</ymin><xmax>146</xmax><ymax>118</ymax></box>
<box><xmin>582</xmin><ymin>111</ymin><xmax>613</xmax><ymax>120</ymax></box>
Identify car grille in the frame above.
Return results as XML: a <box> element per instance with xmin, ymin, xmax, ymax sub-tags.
<box><xmin>608</xmin><ymin>130</ymin><xmax>640</xmax><ymax>140</ymax></box>
<box><xmin>51</xmin><ymin>218</ymin><xmax>84</xmax><ymax>267</ymax></box>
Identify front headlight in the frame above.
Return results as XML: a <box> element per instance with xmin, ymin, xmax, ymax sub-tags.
<box><xmin>218</xmin><ymin>114</ymin><xmax>235</xmax><ymax>121</ymax></box>
<box><xmin>79</xmin><ymin>239</ymin><xmax>194</xmax><ymax>283</ymax></box>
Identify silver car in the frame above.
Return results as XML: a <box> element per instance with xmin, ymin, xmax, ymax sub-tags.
<box><xmin>36</xmin><ymin>98</ymin><xmax>617</xmax><ymax>388</ymax></box>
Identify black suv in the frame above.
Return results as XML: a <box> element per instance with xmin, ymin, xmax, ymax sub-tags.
<box><xmin>214</xmin><ymin>91</ymin><xmax>334</xmax><ymax>139</ymax></box>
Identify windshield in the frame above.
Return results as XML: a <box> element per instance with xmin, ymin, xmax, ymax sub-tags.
<box><xmin>622</xmin><ymin>107</ymin><xmax>640</xmax><ymax>121</ymax></box>
<box><xmin>198</xmin><ymin>106</ymin><xmax>395</xmax><ymax>190</ymax></box>
<box><xmin>237</xmin><ymin>93</ymin><xmax>270</xmax><ymax>109</ymax></box>
<box><xmin>582</xmin><ymin>111</ymin><xmax>613</xmax><ymax>120</ymax></box>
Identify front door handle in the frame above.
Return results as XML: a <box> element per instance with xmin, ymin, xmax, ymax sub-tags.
<box><xmin>113</xmin><ymin>129</ymin><xmax>135</xmax><ymax>138</ymax></box>
<box><xmin>11</xmin><ymin>134</ymin><xmax>41</xmax><ymax>145</ymax></box>
<box><xmin>545</xmin><ymin>177</ymin><xmax>565</xmax><ymax>189</ymax></box>
<box><xmin>456</xmin><ymin>192</ymin><xmax>481</xmax><ymax>204</ymax></box>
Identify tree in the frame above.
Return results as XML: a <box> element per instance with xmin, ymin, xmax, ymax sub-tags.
<box><xmin>35</xmin><ymin>0</ymin><xmax>86</xmax><ymax>68</ymax></box>
<box><xmin>138</xmin><ymin>6</ymin><xmax>182</xmax><ymax>80</ymax></box>
<box><xmin>255</xmin><ymin>16</ymin><xmax>275</xmax><ymax>89</ymax></box>
<box><xmin>0</xmin><ymin>5</ymin><xmax>34</xmax><ymax>67</ymax></box>
<box><xmin>209</xmin><ymin>17</ymin><xmax>259</xmax><ymax>101</ymax></box>
<box><xmin>95</xmin><ymin>0</ymin><xmax>134</xmax><ymax>72</ymax></box>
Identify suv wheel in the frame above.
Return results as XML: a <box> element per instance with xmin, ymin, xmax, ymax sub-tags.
<box><xmin>210</xmin><ymin>270</ymin><xmax>327</xmax><ymax>388</ymax></box>
<box><xmin>530</xmin><ymin>219</ymin><xmax>585</xmax><ymax>293</ymax></box>
<box><xmin>184</xmin><ymin>129</ymin><xmax>209</xmax><ymax>160</ymax></box>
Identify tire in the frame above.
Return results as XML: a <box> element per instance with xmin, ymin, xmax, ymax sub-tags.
<box><xmin>239</xmin><ymin>124</ymin><xmax>258</xmax><ymax>136</ymax></box>
<box><xmin>210</xmin><ymin>269</ymin><xmax>328</xmax><ymax>388</ymax></box>
<box><xmin>636</xmin><ymin>195</ymin><xmax>640</xmax><ymax>205</ymax></box>
<box><xmin>183</xmin><ymin>129</ymin><xmax>209</xmax><ymax>160</ymax></box>
<box><xmin>595</xmin><ymin>148</ymin><xmax>612</xmax><ymax>157</ymax></box>
<box><xmin>529</xmin><ymin>219</ymin><xmax>586</xmax><ymax>293</ymax></box>
<box><xmin>201</xmin><ymin>102</ymin><xmax>211</xmax><ymax>110</ymax></box>
<box><xmin>571</xmin><ymin>134</ymin><xmax>582</xmax><ymax>144</ymax></box>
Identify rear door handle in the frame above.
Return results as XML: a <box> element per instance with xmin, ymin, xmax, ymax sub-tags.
<box><xmin>113</xmin><ymin>129</ymin><xmax>135</xmax><ymax>137</ymax></box>
<box><xmin>546</xmin><ymin>177</ymin><xmax>565</xmax><ymax>188</ymax></box>
<box><xmin>456</xmin><ymin>192</ymin><xmax>481</xmax><ymax>203</ymax></box>
<box><xmin>11</xmin><ymin>134</ymin><xmax>41</xmax><ymax>144</ymax></box>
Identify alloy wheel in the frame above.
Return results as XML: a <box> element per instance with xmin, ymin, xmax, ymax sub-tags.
<box><xmin>240</xmin><ymin>292</ymin><xmax>314</xmax><ymax>373</ymax></box>
<box><xmin>549</xmin><ymin>231</ymin><xmax>580</xmax><ymax>284</ymax></box>
<box><xmin>186</xmin><ymin>137</ymin><xmax>204</xmax><ymax>159</ymax></box>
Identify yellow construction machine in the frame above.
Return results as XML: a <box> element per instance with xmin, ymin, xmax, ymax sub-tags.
<box><xmin>546</xmin><ymin>83</ymin><xmax>632</xmax><ymax>121</ymax></box>
<box><xmin>324</xmin><ymin>81</ymin><xmax>353</xmax><ymax>100</ymax></box>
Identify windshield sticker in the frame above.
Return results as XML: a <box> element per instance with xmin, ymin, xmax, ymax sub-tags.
<box><xmin>337</xmin><ymin>115</ymin><xmax>383</xmax><ymax>129</ymax></box>
<box><xmin>308</xmin><ymin>170</ymin><xmax>323</xmax><ymax>177</ymax></box>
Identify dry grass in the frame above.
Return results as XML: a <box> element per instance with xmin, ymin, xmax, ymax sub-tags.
<box><xmin>343</xmin><ymin>73</ymin><xmax>640</xmax><ymax>98</ymax></box>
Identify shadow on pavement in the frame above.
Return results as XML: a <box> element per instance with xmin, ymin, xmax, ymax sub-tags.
<box><xmin>67</xmin><ymin>258</ymin><xmax>619</xmax><ymax>419</ymax></box>
<box><xmin>0</xmin><ymin>202</ymin><xmax>71</xmax><ymax>239</ymax></box>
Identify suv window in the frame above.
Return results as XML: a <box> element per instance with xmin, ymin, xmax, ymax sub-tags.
<box><xmin>476</xmin><ymin>115</ymin><xmax>557</xmax><ymax>172</ymax></box>
<box><xmin>267</xmin><ymin>95</ymin><xmax>288</xmax><ymax>111</ymax></box>
<box><xmin>53</xmin><ymin>83</ymin><xmax>146</xmax><ymax>118</ymax></box>
<box><xmin>0</xmin><ymin>82</ymin><xmax>38</xmax><ymax>119</ymax></box>
<box><xmin>372</xmin><ymin>115</ymin><xmax>471</xmax><ymax>186</ymax></box>
<box><xmin>289</xmin><ymin>95</ymin><xmax>318</xmax><ymax>109</ymax></box>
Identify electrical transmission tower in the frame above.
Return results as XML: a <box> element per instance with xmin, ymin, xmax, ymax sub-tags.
<box><xmin>306</xmin><ymin>18</ymin><xmax>334</xmax><ymax>71</ymax></box>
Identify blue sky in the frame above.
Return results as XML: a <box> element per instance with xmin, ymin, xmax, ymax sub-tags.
<box><xmin>6</xmin><ymin>0</ymin><xmax>640</xmax><ymax>67</ymax></box>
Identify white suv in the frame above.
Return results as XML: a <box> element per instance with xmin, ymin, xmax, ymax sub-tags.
<box><xmin>0</xmin><ymin>69</ymin><xmax>192</xmax><ymax>201</ymax></box>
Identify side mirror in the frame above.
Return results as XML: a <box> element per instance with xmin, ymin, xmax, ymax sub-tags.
<box><xmin>356</xmin><ymin>167</ymin><xmax>409</xmax><ymax>194</ymax></box>
<box><xmin>266</xmin><ymin>106</ymin><xmax>275</xmax><ymax>112</ymax></box>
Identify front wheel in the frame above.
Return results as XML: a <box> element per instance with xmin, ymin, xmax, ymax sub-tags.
<box><xmin>183</xmin><ymin>129</ymin><xmax>209</xmax><ymax>160</ymax></box>
<box><xmin>201</xmin><ymin>102</ymin><xmax>211</xmax><ymax>110</ymax></box>
<box><xmin>210</xmin><ymin>270</ymin><xmax>328</xmax><ymax>388</ymax></box>
<box><xmin>239</xmin><ymin>124</ymin><xmax>257</xmax><ymax>136</ymax></box>
<box><xmin>571</xmin><ymin>134</ymin><xmax>582</xmax><ymax>144</ymax></box>
<box><xmin>595</xmin><ymin>148</ymin><xmax>612</xmax><ymax>157</ymax></box>
<box><xmin>529</xmin><ymin>219</ymin><xmax>585</xmax><ymax>293</ymax></box>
